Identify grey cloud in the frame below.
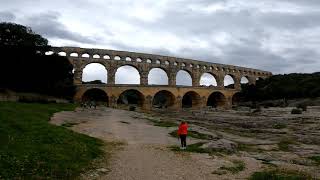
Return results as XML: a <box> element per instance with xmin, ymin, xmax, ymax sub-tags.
<box><xmin>1</xmin><ymin>0</ymin><xmax>319</xmax><ymax>76</ymax></box>
<box><xmin>24</xmin><ymin>11</ymin><xmax>99</xmax><ymax>44</ymax></box>
<box><xmin>258</xmin><ymin>11</ymin><xmax>320</xmax><ymax>30</ymax></box>
<box><xmin>0</xmin><ymin>11</ymin><xmax>15</xmax><ymax>22</ymax></box>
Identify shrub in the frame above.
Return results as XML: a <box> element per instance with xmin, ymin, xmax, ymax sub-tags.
<box><xmin>291</xmin><ymin>108</ymin><xmax>302</xmax><ymax>114</ymax></box>
<box><xmin>297</xmin><ymin>104</ymin><xmax>307</xmax><ymax>111</ymax></box>
<box><xmin>129</xmin><ymin>106</ymin><xmax>136</xmax><ymax>111</ymax></box>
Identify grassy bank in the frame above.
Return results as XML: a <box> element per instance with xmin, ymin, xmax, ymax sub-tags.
<box><xmin>0</xmin><ymin>102</ymin><xmax>104</xmax><ymax>179</ymax></box>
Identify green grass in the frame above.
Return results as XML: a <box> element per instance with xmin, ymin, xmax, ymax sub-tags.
<box><xmin>0</xmin><ymin>102</ymin><xmax>104</xmax><ymax>179</ymax></box>
<box><xmin>169</xmin><ymin>130</ymin><xmax>213</xmax><ymax>140</ymax></box>
<box><xmin>219</xmin><ymin>160</ymin><xmax>246</xmax><ymax>174</ymax></box>
<box><xmin>308</xmin><ymin>155</ymin><xmax>320</xmax><ymax>166</ymax></box>
<box><xmin>249</xmin><ymin>169</ymin><xmax>311</xmax><ymax>180</ymax></box>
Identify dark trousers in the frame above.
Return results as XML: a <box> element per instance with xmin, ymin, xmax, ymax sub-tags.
<box><xmin>179</xmin><ymin>134</ymin><xmax>187</xmax><ymax>147</ymax></box>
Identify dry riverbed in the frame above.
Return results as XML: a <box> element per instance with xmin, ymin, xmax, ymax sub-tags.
<box><xmin>50</xmin><ymin>106</ymin><xmax>320</xmax><ymax>179</ymax></box>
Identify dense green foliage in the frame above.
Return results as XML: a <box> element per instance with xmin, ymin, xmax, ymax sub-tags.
<box><xmin>0</xmin><ymin>102</ymin><xmax>104</xmax><ymax>179</ymax></box>
<box><xmin>0</xmin><ymin>22</ymin><xmax>74</xmax><ymax>99</ymax></box>
<box><xmin>241</xmin><ymin>73</ymin><xmax>320</xmax><ymax>101</ymax></box>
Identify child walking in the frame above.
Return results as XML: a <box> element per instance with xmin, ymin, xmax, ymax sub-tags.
<box><xmin>178</xmin><ymin>121</ymin><xmax>188</xmax><ymax>149</ymax></box>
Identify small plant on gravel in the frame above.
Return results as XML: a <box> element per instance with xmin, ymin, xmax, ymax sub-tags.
<box><xmin>308</xmin><ymin>156</ymin><xmax>320</xmax><ymax>166</ymax></box>
<box><xmin>218</xmin><ymin>160</ymin><xmax>246</xmax><ymax>174</ymax></box>
<box><xmin>249</xmin><ymin>169</ymin><xmax>311</xmax><ymax>180</ymax></box>
<box><xmin>272</xmin><ymin>123</ymin><xmax>287</xmax><ymax>129</ymax></box>
<box><xmin>129</xmin><ymin>106</ymin><xmax>136</xmax><ymax>111</ymax></box>
<box><xmin>278</xmin><ymin>138</ymin><xmax>296</xmax><ymax>151</ymax></box>
<box><xmin>291</xmin><ymin>108</ymin><xmax>302</xmax><ymax>114</ymax></box>
<box><xmin>119</xmin><ymin>121</ymin><xmax>130</xmax><ymax>124</ymax></box>
<box><xmin>297</xmin><ymin>104</ymin><xmax>308</xmax><ymax>111</ymax></box>
<box><xmin>61</xmin><ymin>122</ymin><xmax>79</xmax><ymax>127</ymax></box>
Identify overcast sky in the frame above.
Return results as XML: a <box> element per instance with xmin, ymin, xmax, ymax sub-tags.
<box><xmin>1</xmin><ymin>0</ymin><xmax>319</xmax><ymax>84</ymax></box>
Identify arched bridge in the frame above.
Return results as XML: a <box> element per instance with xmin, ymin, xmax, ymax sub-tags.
<box><xmin>47</xmin><ymin>47</ymin><xmax>272</xmax><ymax>111</ymax></box>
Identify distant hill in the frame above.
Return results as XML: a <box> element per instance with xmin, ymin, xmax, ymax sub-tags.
<box><xmin>240</xmin><ymin>72</ymin><xmax>320</xmax><ymax>101</ymax></box>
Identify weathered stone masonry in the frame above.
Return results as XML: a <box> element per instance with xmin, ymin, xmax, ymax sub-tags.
<box><xmin>47</xmin><ymin>46</ymin><xmax>272</xmax><ymax>110</ymax></box>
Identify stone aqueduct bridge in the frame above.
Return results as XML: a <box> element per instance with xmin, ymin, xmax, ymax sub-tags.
<box><xmin>49</xmin><ymin>47</ymin><xmax>272</xmax><ymax>110</ymax></box>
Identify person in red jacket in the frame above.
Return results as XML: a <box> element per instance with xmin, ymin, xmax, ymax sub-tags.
<box><xmin>178</xmin><ymin>121</ymin><xmax>188</xmax><ymax>149</ymax></box>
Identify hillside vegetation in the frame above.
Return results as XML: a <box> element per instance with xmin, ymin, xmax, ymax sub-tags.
<box><xmin>241</xmin><ymin>72</ymin><xmax>320</xmax><ymax>102</ymax></box>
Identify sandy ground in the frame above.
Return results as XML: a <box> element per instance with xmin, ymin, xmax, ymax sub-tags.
<box><xmin>50</xmin><ymin>107</ymin><xmax>261</xmax><ymax>180</ymax></box>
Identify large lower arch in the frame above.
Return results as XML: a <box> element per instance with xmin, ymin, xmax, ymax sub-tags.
<box><xmin>115</xmin><ymin>65</ymin><xmax>140</xmax><ymax>84</ymax></box>
<box><xmin>82</xmin><ymin>63</ymin><xmax>107</xmax><ymax>84</ymax></box>
<box><xmin>117</xmin><ymin>89</ymin><xmax>145</xmax><ymax>108</ymax></box>
<box><xmin>232</xmin><ymin>92</ymin><xmax>242</xmax><ymax>105</ymax></box>
<box><xmin>152</xmin><ymin>90</ymin><xmax>175</xmax><ymax>109</ymax></box>
<box><xmin>207</xmin><ymin>92</ymin><xmax>227</xmax><ymax>108</ymax></box>
<box><xmin>82</xmin><ymin>88</ymin><xmax>109</xmax><ymax>106</ymax></box>
<box><xmin>148</xmin><ymin>68</ymin><xmax>168</xmax><ymax>85</ymax></box>
<box><xmin>182</xmin><ymin>91</ymin><xmax>201</xmax><ymax>108</ymax></box>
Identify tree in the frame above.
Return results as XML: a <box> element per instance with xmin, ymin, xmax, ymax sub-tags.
<box><xmin>0</xmin><ymin>22</ymin><xmax>48</xmax><ymax>47</ymax></box>
<box><xmin>0</xmin><ymin>22</ymin><xmax>74</xmax><ymax>99</ymax></box>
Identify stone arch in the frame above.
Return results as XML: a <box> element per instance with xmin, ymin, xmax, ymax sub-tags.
<box><xmin>207</xmin><ymin>92</ymin><xmax>227</xmax><ymax>108</ymax></box>
<box><xmin>148</xmin><ymin>68</ymin><xmax>169</xmax><ymax>85</ymax></box>
<box><xmin>125</xmin><ymin>57</ymin><xmax>132</xmax><ymax>61</ymax></box>
<box><xmin>117</xmin><ymin>89</ymin><xmax>145</xmax><ymax>108</ymax></box>
<box><xmin>58</xmin><ymin>52</ymin><xmax>66</xmax><ymax>56</ymax></box>
<box><xmin>256</xmin><ymin>77</ymin><xmax>264</xmax><ymax>81</ymax></box>
<box><xmin>115</xmin><ymin>65</ymin><xmax>140</xmax><ymax>84</ymax></box>
<box><xmin>103</xmin><ymin>55</ymin><xmax>111</xmax><ymax>59</ymax></box>
<box><xmin>81</xmin><ymin>53</ymin><xmax>90</xmax><ymax>58</ymax></box>
<box><xmin>93</xmin><ymin>54</ymin><xmax>100</xmax><ymax>59</ymax></box>
<box><xmin>152</xmin><ymin>90</ymin><xmax>175</xmax><ymax>109</ymax></box>
<box><xmin>182</xmin><ymin>91</ymin><xmax>201</xmax><ymax>108</ymax></box>
<box><xmin>200</xmin><ymin>72</ymin><xmax>218</xmax><ymax>86</ymax></box>
<box><xmin>70</xmin><ymin>52</ymin><xmax>78</xmax><ymax>57</ymax></box>
<box><xmin>136</xmin><ymin>58</ymin><xmax>142</xmax><ymax>62</ymax></box>
<box><xmin>82</xmin><ymin>88</ymin><xmax>109</xmax><ymax>106</ymax></box>
<box><xmin>240</xmin><ymin>76</ymin><xmax>249</xmax><ymax>84</ymax></box>
<box><xmin>224</xmin><ymin>74</ymin><xmax>235</xmax><ymax>89</ymax></box>
<box><xmin>82</xmin><ymin>63</ymin><xmax>107</xmax><ymax>83</ymax></box>
<box><xmin>114</xmin><ymin>56</ymin><xmax>121</xmax><ymax>60</ymax></box>
<box><xmin>45</xmin><ymin>51</ymin><xmax>54</xmax><ymax>55</ymax></box>
<box><xmin>232</xmin><ymin>92</ymin><xmax>242</xmax><ymax>106</ymax></box>
<box><xmin>176</xmin><ymin>70</ymin><xmax>192</xmax><ymax>86</ymax></box>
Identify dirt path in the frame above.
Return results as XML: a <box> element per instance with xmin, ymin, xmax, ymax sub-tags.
<box><xmin>51</xmin><ymin>107</ymin><xmax>260</xmax><ymax>180</ymax></box>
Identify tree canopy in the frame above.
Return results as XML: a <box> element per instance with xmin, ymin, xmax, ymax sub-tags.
<box><xmin>0</xmin><ymin>22</ymin><xmax>48</xmax><ymax>47</ymax></box>
<box><xmin>240</xmin><ymin>73</ymin><xmax>320</xmax><ymax>101</ymax></box>
<box><xmin>0</xmin><ymin>22</ymin><xmax>74</xmax><ymax>99</ymax></box>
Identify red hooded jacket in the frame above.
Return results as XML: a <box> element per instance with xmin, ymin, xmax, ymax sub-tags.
<box><xmin>178</xmin><ymin>123</ymin><xmax>188</xmax><ymax>135</ymax></box>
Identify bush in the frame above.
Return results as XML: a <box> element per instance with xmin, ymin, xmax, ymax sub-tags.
<box><xmin>129</xmin><ymin>106</ymin><xmax>136</xmax><ymax>111</ymax></box>
<box><xmin>291</xmin><ymin>108</ymin><xmax>302</xmax><ymax>114</ymax></box>
<box><xmin>297</xmin><ymin>104</ymin><xmax>307</xmax><ymax>111</ymax></box>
